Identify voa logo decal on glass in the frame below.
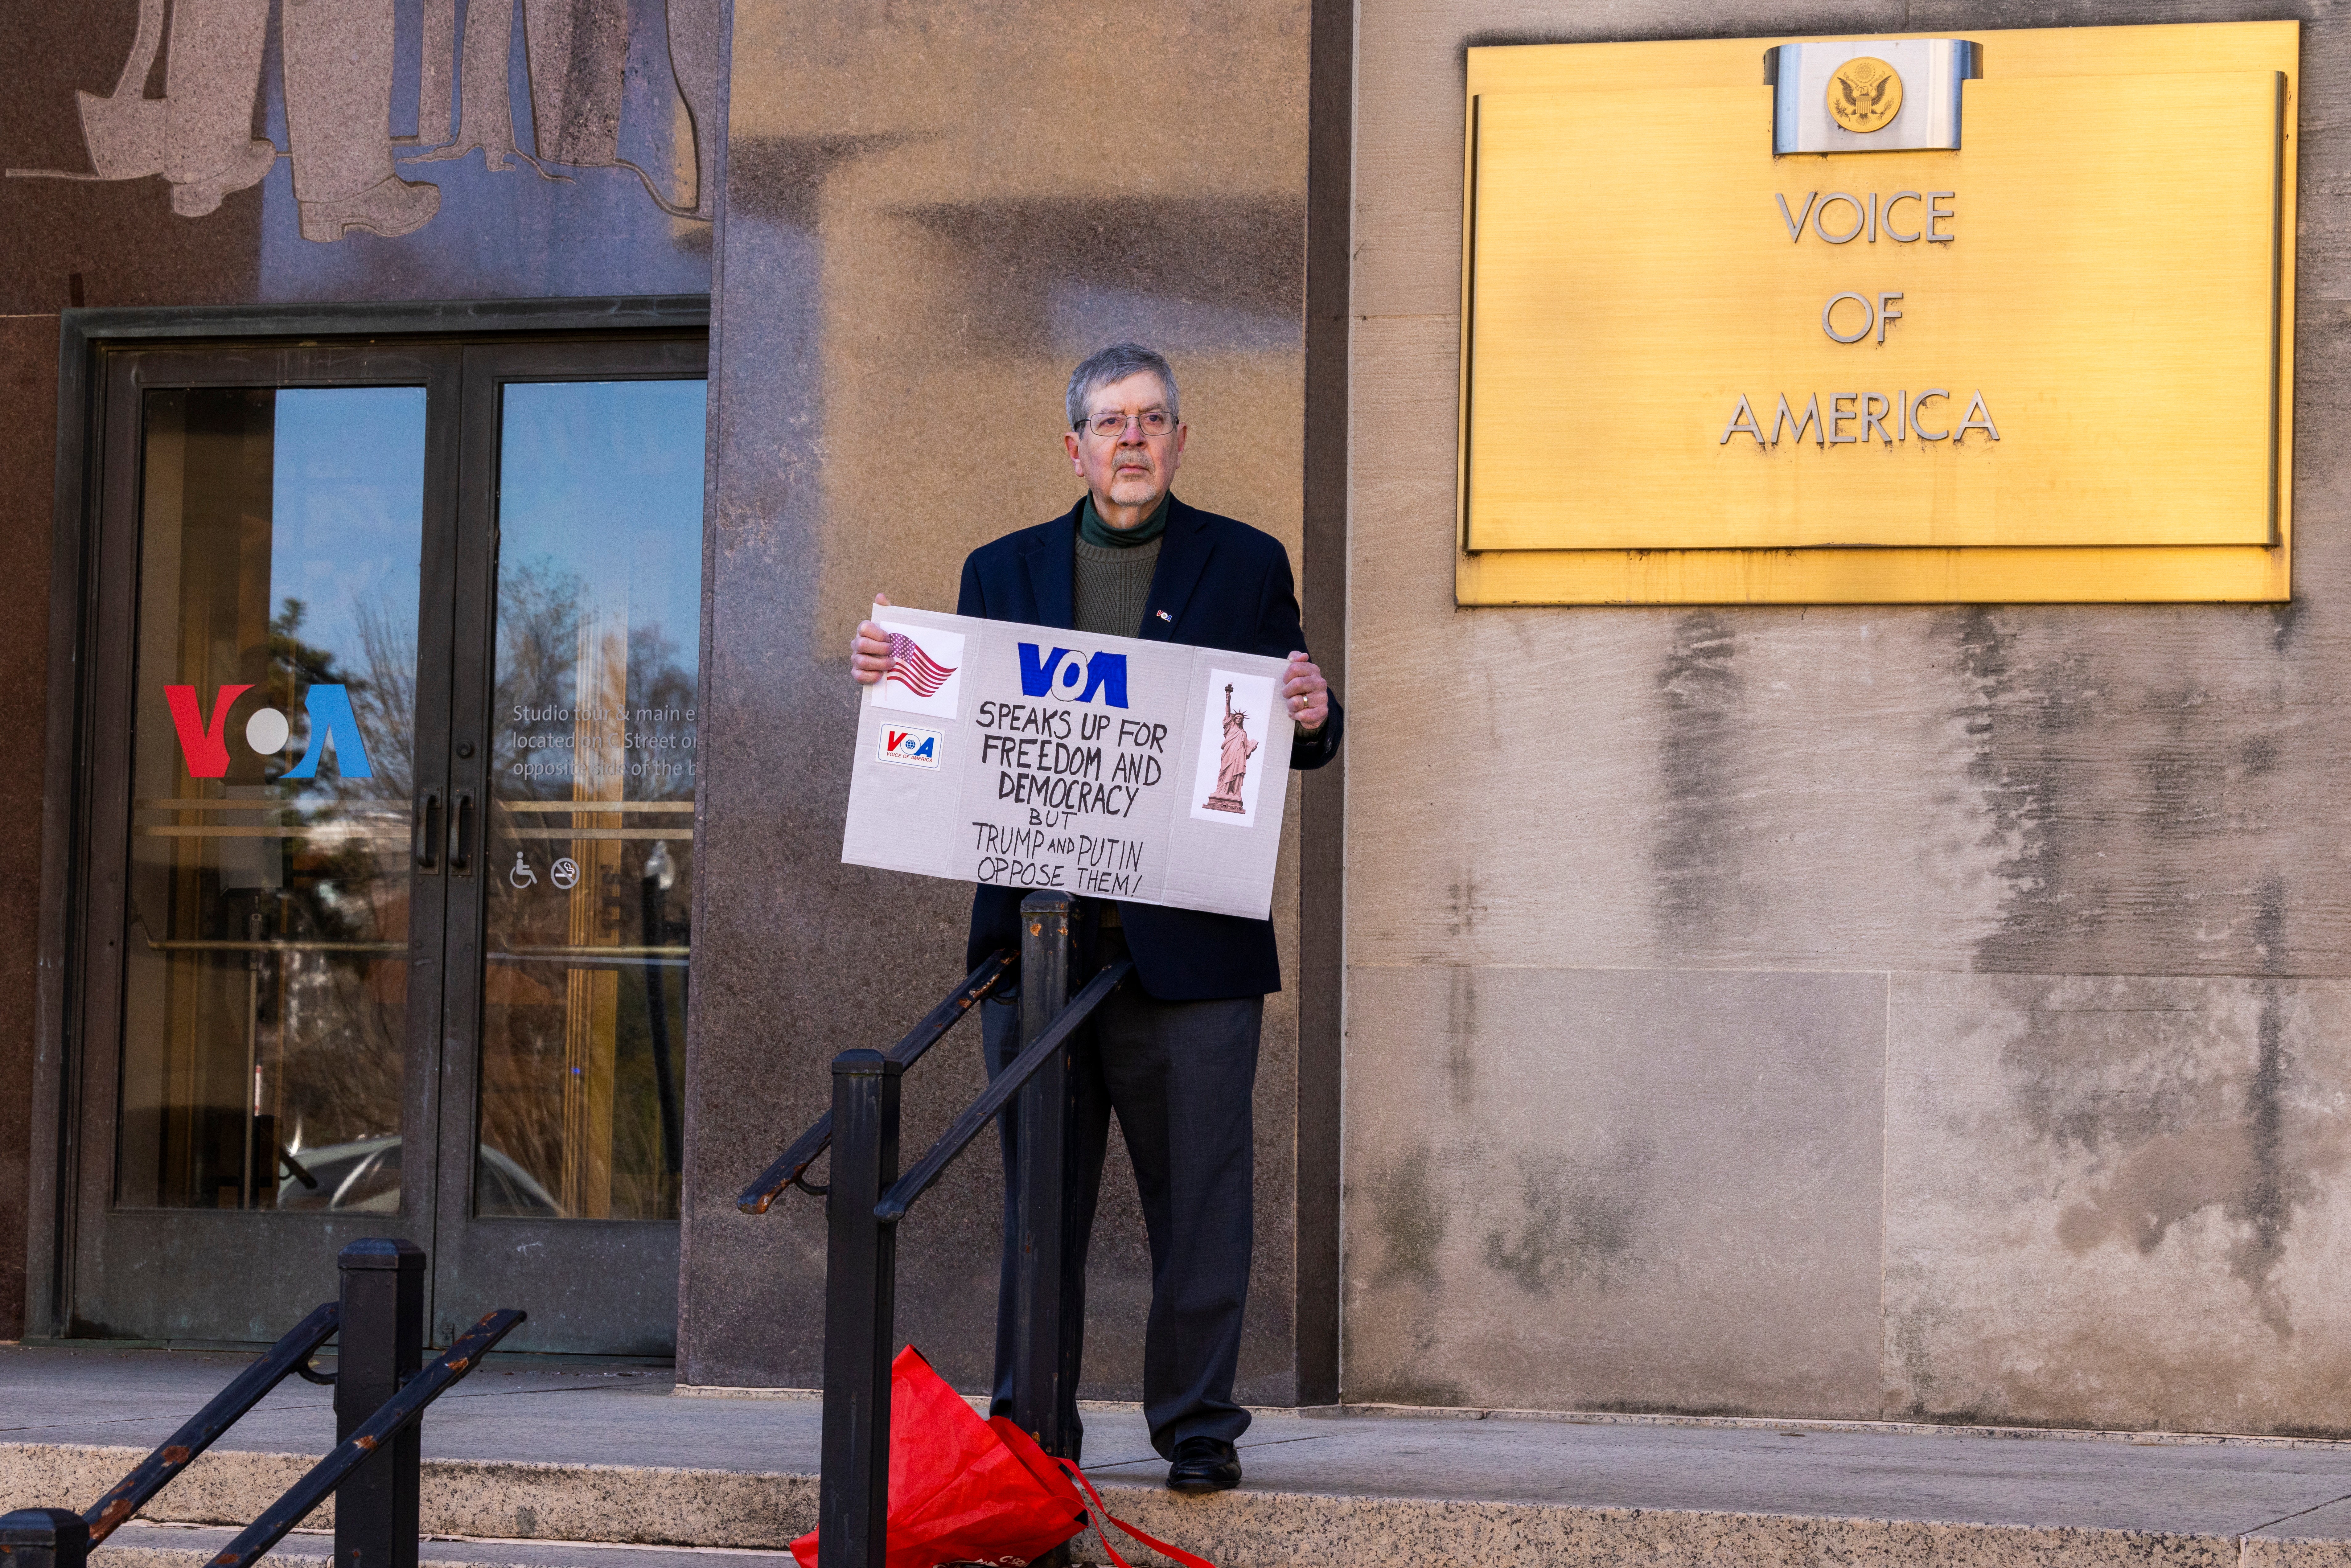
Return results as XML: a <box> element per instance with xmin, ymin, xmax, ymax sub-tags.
<box><xmin>164</xmin><ymin>684</ymin><xmax>372</xmax><ymax>779</ymax></box>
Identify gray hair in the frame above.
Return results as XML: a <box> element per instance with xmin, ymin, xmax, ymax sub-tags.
<box><xmin>1065</xmin><ymin>343</ymin><xmax>1180</xmax><ymax>430</ymax></box>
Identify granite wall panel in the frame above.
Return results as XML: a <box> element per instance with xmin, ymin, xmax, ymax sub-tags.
<box><xmin>1347</xmin><ymin>0</ymin><xmax>2351</xmax><ymax>1428</ymax></box>
<box><xmin>4</xmin><ymin>1</ymin><xmax>723</xmax><ymax>1338</ymax></box>
<box><xmin>0</xmin><ymin>317</ymin><xmax>57</xmax><ymax>1337</ymax></box>
<box><xmin>682</xmin><ymin>0</ymin><xmax>1318</xmax><ymax>1396</ymax></box>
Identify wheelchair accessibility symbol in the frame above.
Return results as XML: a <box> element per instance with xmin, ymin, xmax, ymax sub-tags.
<box><xmin>508</xmin><ymin>853</ymin><xmax>536</xmax><ymax>890</ymax></box>
<box><xmin>551</xmin><ymin>857</ymin><xmax>581</xmax><ymax>890</ymax></box>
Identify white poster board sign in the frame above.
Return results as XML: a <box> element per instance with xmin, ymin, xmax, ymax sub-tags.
<box><xmin>841</xmin><ymin>607</ymin><xmax>1294</xmax><ymax>920</ymax></box>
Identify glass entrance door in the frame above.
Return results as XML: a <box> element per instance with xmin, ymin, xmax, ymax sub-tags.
<box><xmin>431</xmin><ymin>343</ymin><xmax>705</xmax><ymax>1352</ymax></box>
<box><xmin>68</xmin><ymin>336</ymin><xmax>705</xmax><ymax>1354</ymax></box>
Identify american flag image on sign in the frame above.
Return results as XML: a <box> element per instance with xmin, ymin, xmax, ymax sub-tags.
<box><xmin>884</xmin><ymin>632</ymin><xmax>958</xmax><ymax>698</ymax></box>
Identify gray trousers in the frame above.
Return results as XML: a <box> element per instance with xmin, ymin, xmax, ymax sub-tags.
<box><xmin>982</xmin><ymin>925</ymin><xmax>1263</xmax><ymax>1460</ymax></box>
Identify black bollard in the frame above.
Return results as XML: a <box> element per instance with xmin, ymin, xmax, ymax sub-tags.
<box><xmin>0</xmin><ymin>1510</ymin><xmax>88</xmax><ymax>1568</ymax></box>
<box><xmin>1008</xmin><ymin>891</ymin><xmax>1081</xmax><ymax>1472</ymax></box>
<box><xmin>817</xmin><ymin>1049</ymin><xmax>901</xmax><ymax>1568</ymax></box>
<box><xmin>334</xmin><ymin>1238</ymin><xmax>424</xmax><ymax>1568</ymax></box>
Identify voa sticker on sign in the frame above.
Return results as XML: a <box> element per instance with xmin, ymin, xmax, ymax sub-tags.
<box><xmin>879</xmin><ymin>724</ymin><xmax>942</xmax><ymax>769</ymax></box>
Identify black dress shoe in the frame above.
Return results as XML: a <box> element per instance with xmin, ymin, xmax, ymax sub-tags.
<box><xmin>1166</xmin><ymin>1435</ymin><xmax>1241</xmax><ymax>1493</ymax></box>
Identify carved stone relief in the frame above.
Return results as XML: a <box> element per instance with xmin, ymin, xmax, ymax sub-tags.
<box><xmin>8</xmin><ymin>0</ymin><xmax>717</xmax><ymax>241</ymax></box>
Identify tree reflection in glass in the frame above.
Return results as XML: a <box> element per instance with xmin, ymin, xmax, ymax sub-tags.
<box><xmin>477</xmin><ymin>379</ymin><xmax>705</xmax><ymax>1221</ymax></box>
<box><xmin>120</xmin><ymin>386</ymin><xmax>424</xmax><ymax>1212</ymax></box>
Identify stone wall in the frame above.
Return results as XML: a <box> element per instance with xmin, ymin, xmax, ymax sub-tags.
<box><xmin>681</xmin><ymin>0</ymin><xmax>1323</xmax><ymax>1399</ymax></box>
<box><xmin>0</xmin><ymin>317</ymin><xmax>56</xmax><ymax>1337</ymax></box>
<box><xmin>1343</xmin><ymin>0</ymin><xmax>2351</xmax><ymax>1433</ymax></box>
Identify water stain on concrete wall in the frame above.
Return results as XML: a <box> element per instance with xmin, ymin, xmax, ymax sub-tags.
<box><xmin>1443</xmin><ymin>964</ymin><xmax>1477</xmax><ymax>1110</ymax></box>
<box><xmin>1887</xmin><ymin>969</ymin><xmax>2351</xmax><ymax>1431</ymax></box>
<box><xmin>2031</xmin><ymin>947</ymin><xmax>2337</xmax><ymax>1341</ymax></box>
<box><xmin>1364</xmin><ymin>1145</ymin><xmax>1445</xmax><ymax>1289</ymax></box>
<box><xmin>1950</xmin><ymin>608</ymin><xmax>2088</xmax><ymax>971</ymax></box>
<box><xmin>1949</xmin><ymin>603</ymin><xmax>2317</xmax><ymax>981</ymax></box>
<box><xmin>1346</xmin><ymin>1143</ymin><xmax>1471</xmax><ymax>1406</ymax></box>
<box><xmin>1651</xmin><ymin>611</ymin><xmax>1746</xmax><ymax>955</ymax></box>
<box><xmin>1479</xmin><ymin>1141</ymin><xmax>1650</xmax><ymax>1295</ymax></box>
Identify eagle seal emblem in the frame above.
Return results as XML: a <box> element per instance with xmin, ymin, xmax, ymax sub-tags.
<box><xmin>1826</xmin><ymin>56</ymin><xmax>1903</xmax><ymax>133</ymax></box>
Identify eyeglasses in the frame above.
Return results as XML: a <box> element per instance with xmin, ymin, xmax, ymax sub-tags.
<box><xmin>1078</xmin><ymin>409</ymin><xmax>1176</xmax><ymax>440</ymax></box>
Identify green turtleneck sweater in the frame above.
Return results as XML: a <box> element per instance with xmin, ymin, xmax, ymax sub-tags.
<box><xmin>1073</xmin><ymin>494</ymin><xmax>1166</xmax><ymax>637</ymax></box>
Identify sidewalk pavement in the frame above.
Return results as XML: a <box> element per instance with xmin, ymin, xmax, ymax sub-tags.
<box><xmin>11</xmin><ymin>1343</ymin><xmax>2351</xmax><ymax>1565</ymax></box>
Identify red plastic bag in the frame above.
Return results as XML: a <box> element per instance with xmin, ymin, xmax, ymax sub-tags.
<box><xmin>790</xmin><ymin>1345</ymin><xmax>1082</xmax><ymax>1568</ymax></box>
<box><xmin>789</xmin><ymin>1345</ymin><xmax>1217</xmax><ymax>1568</ymax></box>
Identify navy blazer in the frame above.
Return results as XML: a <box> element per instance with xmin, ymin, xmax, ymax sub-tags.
<box><xmin>956</xmin><ymin>495</ymin><xmax>1343</xmax><ymax>1000</ymax></box>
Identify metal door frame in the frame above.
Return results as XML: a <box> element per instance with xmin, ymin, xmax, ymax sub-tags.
<box><xmin>69</xmin><ymin>339</ymin><xmax>463</xmax><ymax>1343</ymax></box>
<box><xmin>435</xmin><ymin>337</ymin><xmax>708</xmax><ymax>1353</ymax></box>
<box><xmin>29</xmin><ymin>298</ymin><xmax>709</xmax><ymax>1344</ymax></box>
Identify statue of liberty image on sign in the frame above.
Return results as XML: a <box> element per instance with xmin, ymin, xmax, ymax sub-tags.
<box><xmin>1190</xmin><ymin>669</ymin><xmax>1275</xmax><ymax>827</ymax></box>
<box><xmin>1202</xmin><ymin>684</ymin><xmax>1258</xmax><ymax>814</ymax></box>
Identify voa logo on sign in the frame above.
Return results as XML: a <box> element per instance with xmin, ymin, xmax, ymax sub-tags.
<box><xmin>165</xmin><ymin>684</ymin><xmax>372</xmax><ymax>779</ymax></box>
<box><xmin>878</xmin><ymin>725</ymin><xmax>942</xmax><ymax>769</ymax></box>
<box><xmin>1017</xmin><ymin>644</ymin><xmax>1129</xmax><ymax>708</ymax></box>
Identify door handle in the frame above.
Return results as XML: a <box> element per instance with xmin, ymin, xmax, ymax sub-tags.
<box><xmin>449</xmin><ymin>789</ymin><xmax>475</xmax><ymax>875</ymax></box>
<box><xmin>414</xmin><ymin>790</ymin><xmax>442</xmax><ymax>872</ymax></box>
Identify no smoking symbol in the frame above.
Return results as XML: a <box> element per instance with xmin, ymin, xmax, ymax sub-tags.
<box><xmin>550</xmin><ymin>857</ymin><xmax>581</xmax><ymax>890</ymax></box>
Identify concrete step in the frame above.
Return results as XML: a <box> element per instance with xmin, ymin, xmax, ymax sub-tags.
<box><xmin>16</xmin><ymin>1436</ymin><xmax>2351</xmax><ymax>1567</ymax></box>
<box><xmin>0</xmin><ymin>1443</ymin><xmax>812</xmax><ymax>1552</ymax></box>
<box><xmin>14</xmin><ymin>1346</ymin><xmax>2351</xmax><ymax>1566</ymax></box>
<box><xmin>92</xmin><ymin>1523</ymin><xmax>801</xmax><ymax>1568</ymax></box>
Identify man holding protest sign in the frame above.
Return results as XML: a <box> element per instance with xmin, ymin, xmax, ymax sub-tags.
<box><xmin>849</xmin><ymin>343</ymin><xmax>1340</xmax><ymax>1494</ymax></box>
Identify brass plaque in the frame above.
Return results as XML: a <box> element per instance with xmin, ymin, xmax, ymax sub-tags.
<box><xmin>1457</xmin><ymin>23</ymin><xmax>2299</xmax><ymax>604</ymax></box>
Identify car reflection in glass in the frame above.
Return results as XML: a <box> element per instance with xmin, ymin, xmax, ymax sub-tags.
<box><xmin>275</xmin><ymin>1137</ymin><xmax>564</xmax><ymax>1217</ymax></box>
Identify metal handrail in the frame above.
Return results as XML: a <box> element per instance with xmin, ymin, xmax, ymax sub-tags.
<box><xmin>735</xmin><ymin>949</ymin><xmax>1017</xmax><ymax>1214</ymax></box>
<box><xmin>876</xmin><ymin>958</ymin><xmax>1132</xmax><ymax>1224</ymax></box>
<box><xmin>202</xmin><ymin>1309</ymin><xmax>526</xmax><ymax>1568</ymax></box>
<box><xmin>803</xmin><ymin>893</ymin><xmax>1119</xmax><ymax>1566</ymax></box>
<box><xmin>81</xmin><ymin>1302</ymin><xmax>342</xmax><ymax>1544</ymax></box>
<box><xmin>1</xmin><ymin>1244</ymin><xmax>523</xmax><ymax>1568</ymax></box>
